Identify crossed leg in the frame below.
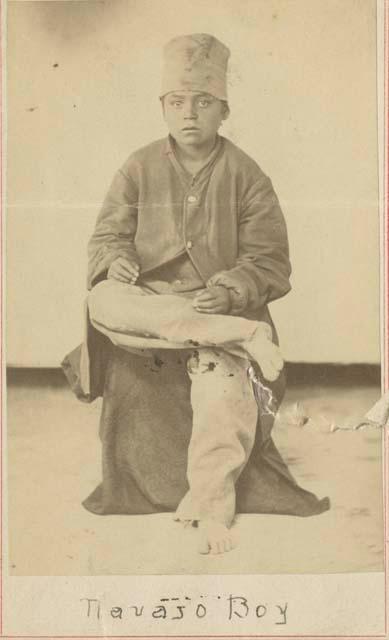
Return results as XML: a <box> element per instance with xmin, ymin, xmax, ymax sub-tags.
<box><xmin>88</xmin><ymin>279</ymin><xmax>283</xmax><ymax>381</ymax></box>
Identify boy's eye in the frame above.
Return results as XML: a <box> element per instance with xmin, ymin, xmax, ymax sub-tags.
<box><xmin>198</xmin><ymin>99</ymin><xmax>210</xmax><ymax>107</ymax></box>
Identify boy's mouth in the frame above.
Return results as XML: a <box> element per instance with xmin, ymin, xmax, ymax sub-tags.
<box><xmin>182</xmin><ymin>126</ymin><xmax>200</xmax><ymax>131</ymax></box>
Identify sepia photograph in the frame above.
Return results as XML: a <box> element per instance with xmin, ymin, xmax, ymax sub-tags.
<box><xmin>3</xmin><ymin>0</ymin><xmax>387</xmax><ymax>636</ymax></box>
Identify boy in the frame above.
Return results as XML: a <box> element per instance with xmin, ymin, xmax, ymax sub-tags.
<box><xmin>87</xmin><ymin>33</ymin><xmax>291</xmax><ymax>555</ymax></box>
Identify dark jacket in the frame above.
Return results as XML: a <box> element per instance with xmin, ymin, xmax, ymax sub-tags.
<box><xmin>63</xmin><ymin>135</ymin><xmax>291</xmax><ymax>400</ymax></box>
<box><xmin>87</xmin><ymin>135</ymin><xmax>291</xmax><ymax>316</ymax></box>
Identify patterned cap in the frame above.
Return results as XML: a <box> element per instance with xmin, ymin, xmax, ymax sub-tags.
<box><xmin>161</xmin><ymin>33</ymin><xmax>230</xmax><ymax>100</ymax></box>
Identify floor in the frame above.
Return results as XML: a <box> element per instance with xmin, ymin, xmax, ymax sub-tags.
<box><xmin>6</xmin><ymin>368</ymin><xmax>385</xmax><ymax>576</ymax></box>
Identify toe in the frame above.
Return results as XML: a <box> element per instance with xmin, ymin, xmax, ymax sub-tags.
<box><xmin>198</xmin><ymin>537</ymin><xmax>210</xmax><ymax>555</ymax></box>
<box><xmin>224</xmin><ymin>538</ymin><xmax>232</xmax><ymax>552</ymax></box>
<box><xmin>220</xmin><ymin>539</ymin><xmax>228</xmax><ymax>554</ymax></box>
<box><xmin>210</xmin><ymin>540</ymin><xmax>219</xmax><ymax>555</ymax></box>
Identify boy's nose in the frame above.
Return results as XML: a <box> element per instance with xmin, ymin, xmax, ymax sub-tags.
<box><xmin>184</xmin><ymin>107</ymin><xmax>198</xmax><ymax>119</ymax></box>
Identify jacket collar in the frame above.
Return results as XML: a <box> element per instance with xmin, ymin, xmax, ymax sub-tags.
<box><xmin>164</xmin><ymin>134</ymin><xmax>224</xmax><ymax>186</ymax></box>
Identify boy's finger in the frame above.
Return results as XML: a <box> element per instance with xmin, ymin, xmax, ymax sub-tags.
<box><xmin>195</xmin><ymin>293</ymin><xmax>217</xmax><ymax>303</ymax></box>
<box><xmin>196</xmin><ymin>297</ymin><xmax>214</xmax><ymax>304</ymax></box>
<box><xmin>109</xmin><ymin>267</ymin><xmax>128</xmax><ymax>280</ymax></box>
<box><xmin>117</xmin><ymin>256</ymin><xmax>139</xmax><ymax>268</ymax></box>
<box><xmin>110</xmin><ymin>262</ymin><xmax>128</xmax><ymax>275</ymax></box>
<box><xmin>195</xmin><ymin>305</ymin><xmax>219</xmax><ymax>314</ymax></box>
<box><xmin>122</xmin><ymin>264</ymin><xmax>140</xmax><ymax>277</ymax></box>
<box><xmin>196</xmin><ymin>287</ymin><xmax>218</xmax><ymax>297</ymax></box>
<box><xmin>119</xmin><ymin>264</ymin><xmax>140</xmax><ymax>279</ymax></box>
<box><xmin>114</xmin><ymin>265</ymin><xmax>134</xmax><ymax>281</ymax></box>
<box><xmin>116</xmin><ymin>259</ymin><xmax>140</xmax><ymax>275</ymax></box>
<box><xmin>111</xmin><ymin>273</ymin><xmax>131</xmax><ymax>284</ymax></box>
<box><xmin>195</xmin><ymin>301</ymin><xmax>219</xmax><ymax>310</ymax></box>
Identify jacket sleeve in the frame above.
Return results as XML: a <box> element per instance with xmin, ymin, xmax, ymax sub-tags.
<box><xmin>207</xmin><ymin>174</ymin><xmax>291</xmax><ymax>315</ymax></box>
<box><xmin>87</xmin><ymin>168</ymin><xmax>139</xmax><ymax>290</ymax></box>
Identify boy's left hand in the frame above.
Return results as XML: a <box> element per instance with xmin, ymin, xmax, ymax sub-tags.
<box><xmin>193</xmin><ymin>286</ymin><xmax>231</xmax><ymax>314</ymax></box>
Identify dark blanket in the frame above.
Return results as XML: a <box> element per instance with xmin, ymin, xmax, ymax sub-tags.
<box><xmin>63</xmin><ymin>345</ymin><xmax>329</xmax><ymax>518</ymax></box>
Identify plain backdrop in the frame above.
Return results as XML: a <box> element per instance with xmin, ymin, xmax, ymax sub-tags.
<box><xmin>6</xmin><ymin>0</ymin><xmax>380</xmax><ymax>366</ymax></box>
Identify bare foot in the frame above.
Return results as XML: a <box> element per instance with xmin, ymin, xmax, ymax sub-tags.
<box><xmin>197</xmin><ymin>519</ymin><xmax>237</xmax><ymax>555</ymax></box>
<box><xmin>243</xmin><ymin>322</ymin><xmax>283</xmax><ymax>382</ymax></box>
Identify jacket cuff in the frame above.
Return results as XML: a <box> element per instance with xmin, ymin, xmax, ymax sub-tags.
<box><xmin>207</xmin><ymin>272</ymin><xmax>249</xmax><ymax>315</ymax></box>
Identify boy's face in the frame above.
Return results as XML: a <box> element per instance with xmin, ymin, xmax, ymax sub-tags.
<box><xmin>162</xmin><ymin>91</ymin><xmax>228</xmax><ymax>149</ymax></box>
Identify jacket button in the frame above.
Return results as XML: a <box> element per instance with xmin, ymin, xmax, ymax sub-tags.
<box><xmin>187</xmin><ymin>195</ymin><xmax>197</xmax><ymax>203</ymax></box>
<box><xmin>186</xmin><ymin>240</ymin><xmax>193</xmax><ymax>249</ymax></box>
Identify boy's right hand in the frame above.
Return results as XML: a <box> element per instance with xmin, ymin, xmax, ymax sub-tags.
<box><xmin>107</xmin><ymin>257</ymin><xmax>140</xmax><ymax>284</ymax></box>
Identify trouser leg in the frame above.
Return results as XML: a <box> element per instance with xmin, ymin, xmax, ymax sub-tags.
<box><xmin>175</xmin><ymin>348</ymin><xmax>258</xmax><ymax>527</ymax></box>
<box><xmin>88</xmin><ymin>279</ymin><xmax>259</xmax><ymax>351</ymax></box>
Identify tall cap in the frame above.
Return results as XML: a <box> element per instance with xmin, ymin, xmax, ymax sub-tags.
<box><xmin>160</xmin><ymin>33</ymin><xmax>230</xmax><ymax>100</ymax></box>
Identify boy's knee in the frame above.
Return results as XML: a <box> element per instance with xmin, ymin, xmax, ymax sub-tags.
<box><xmin>88</xmin><ymin>279</ymin><xmax>112</xmax><ymax>314</ymax></box>
<box><xmin>89</xmin><ymin>278</ymin><xmax>119</xmax><ymax>304</ymax></box>
<box><xmin>187</xmin><ymin>348</ymin><xmax>218</xmax><ymax>374</ymax></box>
<box><xmin>89</xmin><ymin>279</ymin><xmax>145</xmax><ymax>307</ymax></box>
<box><xmin>187</xmin><ymin>348</ymin><xmax>246</xmax><ymax>376</ymax></box>
<box><xmin>88</xmin><ymin>279</ymin><xmax>132</xmax><ymax>324</ymax></box>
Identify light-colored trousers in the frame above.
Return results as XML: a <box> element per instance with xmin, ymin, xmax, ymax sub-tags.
<box><xmin>88</xmin><ymin>279</ymin><xmax>263</xmax><ymax>527</ymax></box>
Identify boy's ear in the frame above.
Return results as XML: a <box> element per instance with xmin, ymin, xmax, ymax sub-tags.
<box><xmin>160</xmin><ymin>96</ymin><xmax>166</xmax><ymax>117</ymax></box>
<box><xmin>222</xmin><ymin>102</ymin><xmax>230</xmax><ymax>120</ymax></box>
